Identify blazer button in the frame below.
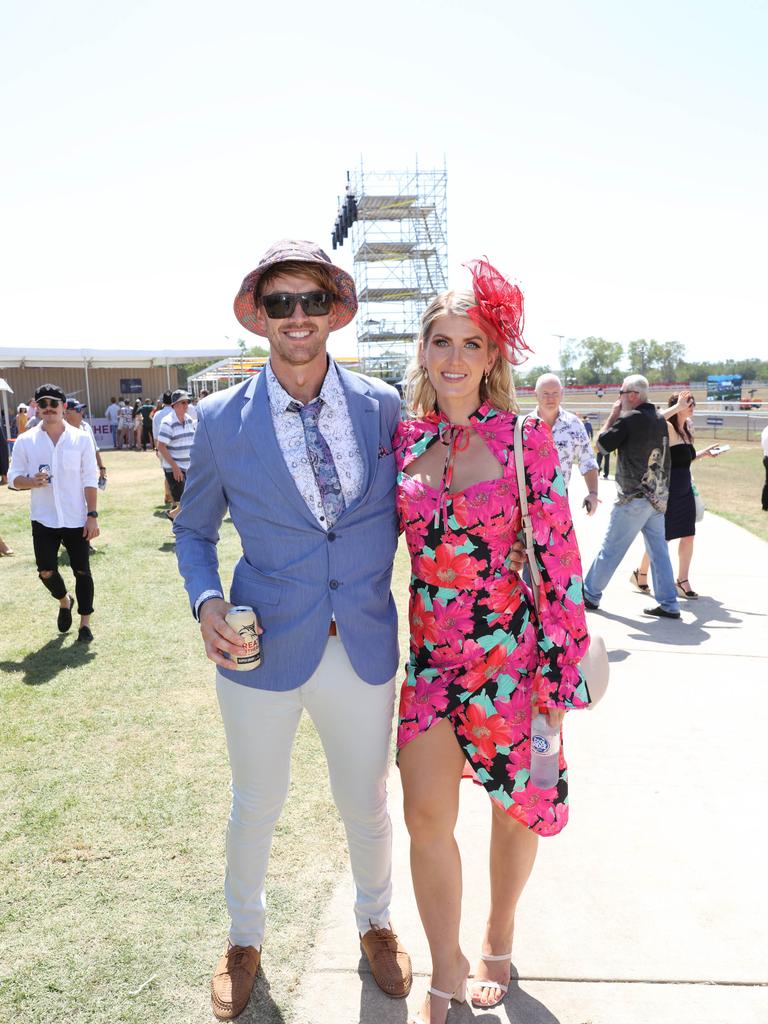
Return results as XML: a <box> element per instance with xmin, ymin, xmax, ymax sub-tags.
<box><xmin>327</xmin><ymin>531</ymin><xmax>336</xmax><ymax>541</ymax></box>
<box><xmin>329</xmin><ymin>579</ymin><xmax>339</xmax><ymax>590</ymax></box>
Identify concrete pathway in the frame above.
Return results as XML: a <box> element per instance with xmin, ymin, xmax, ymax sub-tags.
<box><xmin>292</xmin><ymin>483</ymin><xmax>768</xmax><ymax>1024</ymax></box>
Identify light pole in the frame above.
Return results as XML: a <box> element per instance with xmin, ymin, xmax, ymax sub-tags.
<box><xmin>552</xmin><ymin>334</ymin><xmax>565</xmax><ymax>375</ymax></box>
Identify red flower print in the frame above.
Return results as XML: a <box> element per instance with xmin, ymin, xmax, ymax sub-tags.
<box><xmin>397</xmin><ymin>719</ymin><xmax>421</xmax><ymax>747</ymax></box>
<box><xmin>458</xmin><ymin>702</ymin><xmax>516</xmax><ymax>764</ymax></box>
<box><xmin>480</xmin><ymin>576</ymin><xmax>525</xmax><ymax>620</ymax></box>
<box><xmin>415</xmin><ymin>542</ymin><xmax>484</xmax><ymax>590</ymax></box>
<box><xmin>543</xmin><ymin>530</ymin><xmax>582</xmax><ymax>590</ymax></box>
<box><xmin>399</xmin><ymin>675</ymin><xmax>450</xmax><ymax>728</ymax></box>
<box><xmin>432</xmin><ymin>594</ymin><xmax>475</xmax><ymax>649</ymax></box>
<box><xmin>462</xmin><ymin>643</ymin><xmax>512</xmax><ymax>694</ymax></box>
<box><xmin>409</xmin><ymin>591</ymin><xmax>439</xmax><ymax>649</ymax></box>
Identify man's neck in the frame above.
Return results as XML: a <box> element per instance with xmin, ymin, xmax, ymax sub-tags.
<box><xmin>536</xmin><ymin>405</ymin><xmax>559</xmax><ymax>427</ymax></box>
<box><xmin>270</xmin><ymin>354</ymin><xmax>329</xmax><ymax>406</ymax></box>
<box><xmin>42</xmin><ymin>420</ymin><xmax>66</xmax><ymax>442</ymax></box>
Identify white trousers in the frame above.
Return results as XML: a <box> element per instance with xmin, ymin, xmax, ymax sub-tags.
<box><xmin>216</xmin><ymin>636</ymin><xmax>396</xmax><ymax>947</ymax></box>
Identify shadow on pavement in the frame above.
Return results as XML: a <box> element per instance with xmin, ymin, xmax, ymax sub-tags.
<box><xmin>590</xmin><ymin>596</ymin><xmax>745</xmax><ymax>647</ymax></box>
<box><xmin>0</xmin><ymin>634</ymin><xmax>96</xmax><ymax>686</ymax></box>
<box><xmin>355</xmin><ymin>958</ymin><xmax>408</xmax><ymax>1023</ymax></box>
<box><xmin>470</xmin><ymin>966</ymin><xmax>561</xmax><ymax>1023</ymax></box>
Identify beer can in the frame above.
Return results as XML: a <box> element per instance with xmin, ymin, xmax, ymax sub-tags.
<box><xmin>38</xmin><ymin>463</ymin><xmax>53</xmax><ymax>483</ymax></box>
<box><xmin>225</xmin><ymin>605</ymin><xmax>262</xmax><ymax>671</ymax></box>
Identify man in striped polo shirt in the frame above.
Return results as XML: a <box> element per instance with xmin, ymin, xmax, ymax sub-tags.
<box><xmin>156</xmin><ymin>389</ymin><xmax>196</xmax><ymax>520</ymax></box>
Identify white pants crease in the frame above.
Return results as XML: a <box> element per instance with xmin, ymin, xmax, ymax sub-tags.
<box><xmin>216</xmin><ymin>636</ymin><xmax>396</xmax><ymax>947</ymax></box>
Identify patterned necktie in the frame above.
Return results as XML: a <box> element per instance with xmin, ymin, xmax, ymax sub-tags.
<box><xmin>291</xmin><ymin>399</ymin><xmax>347</xmax><ymax>527</ymax></box>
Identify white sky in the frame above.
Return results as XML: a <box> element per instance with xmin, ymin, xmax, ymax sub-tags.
<box><xmin>2</xmin><ymin>0</ymin><xmax>766</xmax><ymax>372</ymax></box>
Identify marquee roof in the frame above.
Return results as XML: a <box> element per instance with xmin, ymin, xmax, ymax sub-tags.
<box><xmin>0</xmin><ymin>346</ymin><xmax>239</xmax><ymax>369</ymax></box>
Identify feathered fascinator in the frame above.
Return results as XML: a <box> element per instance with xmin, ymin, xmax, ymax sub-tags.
<box><xmin>464</xmin><ymin>258</ymin><xmax>531</xmax><ymax>365</ymax></box>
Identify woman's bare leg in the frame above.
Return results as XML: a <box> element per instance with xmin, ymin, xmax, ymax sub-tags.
<box><xmin>400</xmin><ymin>718</ymin><xmax>469</xmax><ymax>1023</ymax></box>
<box><xmin>472</xmin><ymin>803</ymin><xmax>538</xmax><ymax>1007</ymax></box>
<box><xmin>676</xmin><ymin>535</ymin><xmax>694</xmax><ymax>585</ymax></box>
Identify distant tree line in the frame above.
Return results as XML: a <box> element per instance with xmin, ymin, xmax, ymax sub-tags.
<box><xmin>517</xmin><ymin>339</ymin><xmax>768</xmax><ymax>388</ymax></box>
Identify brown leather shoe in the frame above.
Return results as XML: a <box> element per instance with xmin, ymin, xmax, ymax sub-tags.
<box><xmin>360</xmin><ymin>922</ymin><xmax>412</xmax><ymax>998</ymax></box>
<box><xmin>210</xmin><ymin>941</ymin><xmax>261</xmax><ymax>1020</ymax></box>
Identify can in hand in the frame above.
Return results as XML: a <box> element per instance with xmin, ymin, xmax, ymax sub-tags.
<box><xmin>38</xmin><ymin>463</ymin><xmax>53</xmax><ymax>484</ymax></box>
<box><xmin>224</xmin><ymin>605</ymin><xmax>262</xmax><ymax>671</ymax></box>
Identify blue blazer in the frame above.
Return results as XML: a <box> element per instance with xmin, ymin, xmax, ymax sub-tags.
<box><xmin>173</xmin><ymin>362</ymin><xmax>401</xmax><ymax>690</ymax></box>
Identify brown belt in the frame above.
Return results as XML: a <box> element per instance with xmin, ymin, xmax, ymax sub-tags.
<box><xmin>328</xmin><ymin>620</ymin><xmax>338</xmax><ymax>636</ymax></box>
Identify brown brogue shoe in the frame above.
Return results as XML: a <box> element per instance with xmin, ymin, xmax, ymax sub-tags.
<box><xmin>360</xmin><ymin>921</ymin><xmax>412</xmax><ymax>998</ymax></box>
<box><xmin>210</xmin><ymin>941</ymin><xmax>261</xmax><ymax>1020</ymax></box>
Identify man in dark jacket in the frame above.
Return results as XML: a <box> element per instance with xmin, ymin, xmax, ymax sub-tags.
<box><xmin>583</xmin><ymin>375</ymin><xmax>680</xmax><ymax>619</ymax></box>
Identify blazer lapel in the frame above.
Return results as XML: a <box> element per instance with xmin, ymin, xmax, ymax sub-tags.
<box><xmin>339</xmin><ymin>366</ymin><xmax>380</xmax><ymax>508</ymax></box>
<box><xmin>240</xmin><ymin>372</ymin><xmax>319</xmax><ymax>527</ymax></box>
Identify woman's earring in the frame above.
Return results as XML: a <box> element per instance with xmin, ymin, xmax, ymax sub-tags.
<box><xmin>483</xmin><ymin>369</ymin><xmax>489</xmax><ymax>385</ymax></box>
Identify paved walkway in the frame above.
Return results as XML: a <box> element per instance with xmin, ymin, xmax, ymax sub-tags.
<box><xmin>291</xmin><ymin>483</ymin><xmax>768</xmax><ymax>1024</ymax></box>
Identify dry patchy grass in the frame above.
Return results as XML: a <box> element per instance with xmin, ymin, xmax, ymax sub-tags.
<box><xmin>0</xmin><ymin>450</ymin><xmax>412</xmax><ymax>1024</ymax></box>
<box><xmin>690</xmin><ymin>440</ymin><xmax>768</xmax><ymax>543</ymax></box>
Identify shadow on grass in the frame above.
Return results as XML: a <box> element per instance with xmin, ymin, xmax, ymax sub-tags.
<box><xmin>158</xmin><ymin>541</ymin><xmax>176</xmax><ymax>552</ymax></box>
<box><xmin>0</xmin><ymin>634</ymin><xmax>96</xmax><ymax>687</ymax></box>
<box><xmin>238</xmin><ymin>969</ymin><xmax>287</xmax><ymax>1023</ymax></box>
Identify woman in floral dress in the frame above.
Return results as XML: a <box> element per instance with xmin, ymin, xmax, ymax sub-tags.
<box><xmin>396</xmin><ymin>261</ymin><xmax>592</xmax><ymax>1024</ymax></box>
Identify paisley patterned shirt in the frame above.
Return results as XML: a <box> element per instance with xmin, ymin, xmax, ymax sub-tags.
<box><xmin>265</xmin><ymin>359</ymin><xmax>365</xmax><ymax>528</ymax></box>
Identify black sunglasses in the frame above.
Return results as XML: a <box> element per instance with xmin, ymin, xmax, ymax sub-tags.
<box><xmin>618</xmin><ymin>389</ymin><xmax>638</xmax><ymax>395</ymax></box>
<box><xmin>260</xmin><ymin>290</ymin><xmax>333</xmax><ymax>319</ymax></box>
<box><xmin>38</xmin><ymin>398</ymin><xmax>62</xmax><ymax>409</ymax></box>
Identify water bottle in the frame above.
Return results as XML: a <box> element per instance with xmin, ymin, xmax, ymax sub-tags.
<box><xmin>530</xmin><ymin>712</ymin><xmax>561</xmax><ymax>789</ymax></box>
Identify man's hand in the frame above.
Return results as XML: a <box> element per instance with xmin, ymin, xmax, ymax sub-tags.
<box><xmin>509</xmin><ymin>539</ymin><xmax>526</xmax><ymax>575</ymax></box>
<box><xmin>199</xmin><ymin>598</ymin><xmax>263</xmax><ymax>669</ymax></box>
<box><xmin>583</xmin><ymin>493</ymin><xmax>599</xmax><ymax>516</ymax></box>
<box><xmin>83</xmin><ymin>517</ymin><xmax>100</xmax><ymax>540</ymax></box>
<box><xmin>604</xmin><ymin>398</ymin><xmax>622</xmax><ymax>427</ymax></box>
<box><xmin>31</xmin><ymin>471</ymin><xmax>50</xmax><ymax>488</ymax></box>
<box><xmin>172</xmin><ymin>462</ymin><xmax>184</xmax><ymax>482</ymax></box>
<box><xmin>546</xmin><ymin>708</ymin><xmax>566</xmax><ymax>728</ymax></box>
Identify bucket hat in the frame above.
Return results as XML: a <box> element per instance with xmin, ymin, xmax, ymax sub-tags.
<box><xmin>233</xmin><ymin>239</ymin><xmax>357</xmax><ymax>337</ymax></box>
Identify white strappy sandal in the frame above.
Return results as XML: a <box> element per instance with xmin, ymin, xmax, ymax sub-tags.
<box><xmin>470</xmin><ymin>952</ymin><xmax>511</xmax><ymax>1009</ymax></box>
<box><xmin>409</xmin><ymin>977</ymin><xmax>467</xmax><ymax>1024</ymax></box>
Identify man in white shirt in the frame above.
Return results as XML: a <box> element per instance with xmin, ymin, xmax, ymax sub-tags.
<box><xmin>105</xmin><ymin>396</ymin><xmax>120</xmax><ymax>448</ymax></box>
<box><xmin>535</xmin><ymin>373</ymin><xmax>600</xmax><ymax>514</ymax></box>
<box><xmin>761</xmin><ymin>422</ymin><xmax>768</xmax><ymax>511</ymax></box>
<box><xmin>8</xmin><ymin>383</ymin><xmax>100</xmax><ymax>642</ymax></box>
<box><xmin>65</xmin><ymin>401</ymin><xmax>107</xmax><ymax>484</ymax></box>
<box><xmin>156</xmin><ymin>390</ymin><xmax>197</xmax><ymax>520</ymax></box>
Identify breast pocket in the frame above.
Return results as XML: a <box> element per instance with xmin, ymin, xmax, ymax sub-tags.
<box><xmin>61</xmin><ymin>451</ymin><xmax>81</xmax><ymax>472</ymax></box>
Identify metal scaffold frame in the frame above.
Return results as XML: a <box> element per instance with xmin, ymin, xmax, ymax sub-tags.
<box><xmin>331</xmin><ymin>160</ymin><xmax>448</xmax><ymax>383</ymax></box>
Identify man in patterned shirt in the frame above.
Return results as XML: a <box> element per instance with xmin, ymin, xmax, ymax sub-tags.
<box><xmin>534</xmin><ymin>373</ymin><xmax>600</xmax><ymax>515</ymax></box>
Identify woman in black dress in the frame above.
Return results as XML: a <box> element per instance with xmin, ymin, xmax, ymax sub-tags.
<box><xmin>631</xmin><ymin>390</ymin><xmax>719</xmax><ymax>598</ymax></box>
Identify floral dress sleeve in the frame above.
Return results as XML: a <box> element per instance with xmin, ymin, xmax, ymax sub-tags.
<box><xmin>521</xmin><ymin>416</ymin><xmax>591</xmax><ymax>711</ymax></box>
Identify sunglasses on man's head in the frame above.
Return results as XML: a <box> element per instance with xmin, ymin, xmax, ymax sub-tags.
<box><xmin>260</xmin><ymin>290</ymin><xmax>333</xmax><ymax>319</ymax></box>
<box><xmin>38</xmin><ymin>398</ymin><xmax>62</xmax><ymax>409</ymax></box>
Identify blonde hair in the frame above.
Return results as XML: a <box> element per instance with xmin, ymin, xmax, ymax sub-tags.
<box><xmin>405</xmin><ymin>290</ymin><xmax>519</xmax><ymax>417</ymax></box>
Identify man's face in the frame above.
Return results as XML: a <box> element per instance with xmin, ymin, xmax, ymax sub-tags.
<box><xmin>254</xmin><ymin>272</ymin><xmax>333</xmax><ymax>370</ymax></box>
<box><xmin>173</xmin><ymin>400</ymin><xmax>189</xmax><ymax>420</ymax></box>
<box><xmin>64</xmin><ymin>408</ymin><xmax>82</xmax><ymax>427</ymax></box>
<box><xmin>619</xmin><ymin>381</ymin><xmax>641</xmax><ymax>412</ymax></box>
<box><xmin>38</xmin><ymin>397</ymin><xmax>65</xmax><ymax>425</ymax></box>
<box><xmin>536</xmin><ymin>381</ymin><xmax>563</xmax><ymax>415</ymax></box>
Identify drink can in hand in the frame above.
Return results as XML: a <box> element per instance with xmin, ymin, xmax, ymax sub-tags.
<box><xmin>38</xmin><ymin>463</ymin><xmax>52</xmax><ymax>484</ymax></box>
<box><xmin>225</xmin><ymin>606</ymin><xmax>262</xmax><ymax>671</ymax></box>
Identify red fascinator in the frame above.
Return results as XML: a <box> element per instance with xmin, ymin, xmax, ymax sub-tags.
<box><xmin>464</xmin><ymin>258</ymin><xmax>531</xmax><ymax>365</ymax></box>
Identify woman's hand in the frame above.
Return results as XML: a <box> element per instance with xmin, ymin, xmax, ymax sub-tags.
<box><xmin>546</xmin><ymin>708</ymin><xmax>566</xmax><ymax>728</ymax></box>
<box><xmin>699</xmin><ymin>443</ymin><xmax>719</xmax><ymax>458</ymax></box>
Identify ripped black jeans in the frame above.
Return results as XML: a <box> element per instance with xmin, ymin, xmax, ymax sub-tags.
<box><xmin>31</xmin><ymin>520</ymin><xmax>94</xmax><ymax>615</ymax></box>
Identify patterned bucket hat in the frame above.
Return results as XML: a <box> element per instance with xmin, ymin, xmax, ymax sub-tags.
<box><xmin>233</xmin><ymin>239</ymin><xmax>357</xmax><ymax>337</ymax></box>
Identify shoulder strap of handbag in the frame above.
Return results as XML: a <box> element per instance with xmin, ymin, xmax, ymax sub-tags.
<box><xmin>513</xmin><ymin>413</ymin><xmax>542</xmax><ymax>612</ymax></box>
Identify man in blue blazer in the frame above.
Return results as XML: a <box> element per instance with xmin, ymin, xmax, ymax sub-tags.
<box><xmin>174</xmin><ymin>241</ymin><xmax>411</xmax><ymax>1019</ymax></box>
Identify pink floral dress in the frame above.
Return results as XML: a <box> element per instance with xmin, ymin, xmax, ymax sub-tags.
<box><xmin>394</xmin><ymin>403</ymin><xmax>591</xmax><ymax>837</ymax></box>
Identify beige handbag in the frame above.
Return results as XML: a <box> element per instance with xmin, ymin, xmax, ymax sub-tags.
<box><xmin>513</xmin><ymin>415</ymin><xmax>610</xmax><ymax>708</ymax></box>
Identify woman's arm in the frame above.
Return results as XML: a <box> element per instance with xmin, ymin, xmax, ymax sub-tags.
<box><xmin>521</xmin><ymin>418</ymin><xmax>591</xmax><ymax>711</ymax></box>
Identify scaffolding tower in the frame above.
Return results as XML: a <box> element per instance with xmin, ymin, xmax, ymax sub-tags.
<box><xmin>330</xmin><ymin>161</ymin><xmax>448</xmax><ymax>382</ymax></box>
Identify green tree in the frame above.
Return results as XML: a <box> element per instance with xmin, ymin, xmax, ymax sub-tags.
<box><xmin>658</xmin><ymin>341</ymin><xmax>686</xmax><ymax>381</ymax></box>
<box><xmin>518</xmin><ymin>364</ymin><xmax>552</xmax><ymax>388</ymax></box>
<box><xmin>576</xmin><ymin>337</ymin><xmax>624</xmax><ymax>384</ymax></box>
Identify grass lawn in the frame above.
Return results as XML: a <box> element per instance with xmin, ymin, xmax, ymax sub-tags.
<box><xmin>0</xmin><ymin>449</ymin><xmax>412</xmax><ymax>1024</ymax></box>
<box><xmin>689</xmin><ymin>440</ymin><xmax>768</xmax><ymax>543</ymax></box>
